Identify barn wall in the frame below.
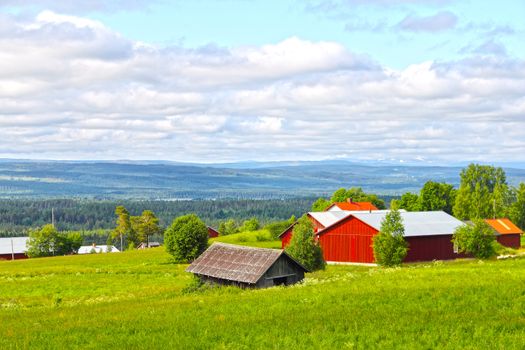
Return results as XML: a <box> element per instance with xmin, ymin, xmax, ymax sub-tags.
<box><xmin>308</xmin><ymin>216</ymin><xmax>326</xmax><ymax>233</ymax></box>
<box><xmin>497</xmin><ymin>234</ymin><xmax>521</xmax><ymax>249</ymax></box>
<box><xmin>0</xmin><ymin>253</ymin><xmax>27</xmax><ymax>261</ymax></box>
<box><xmin>280</xmin><ymin>227</ymin><xmax>293</xmax><ymax>249</ymax></box>
<box><xmin>259</xmin><ymin>255</ymin><xmax>305</xmax><ymax>287</ymax></box>
<box><xmin>404</xmin><ymin>235</ymin><xmax>464</xmax><ymax>262</ymax></box>
<box><xmin>318</xmin><ymin>217</ymin><xmax>377</xmax><ymax>263</ymax></box>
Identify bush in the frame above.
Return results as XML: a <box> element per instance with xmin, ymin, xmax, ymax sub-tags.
<box><xmin>452</xmin><ymin>220</ymin><xmax>496</xmax><ymax>259</ymax></box>
<box><xmin>26</xmin><ymin>225</ymin><xmax>83</xmax><ymax>258</ymax></box>
<box><xmin>372</xmin><ymin>209</ymin><xmax>408</xmax><ymax>267</ymax></box>
<box><xmin>240</xmin><ymin>217</ymin><xmax>260</xmax><ymax>232</ymax></box>
<box><xmin>164</xmin><ymin>214</ymin><xmax>209</xmax><ymax>263</ymax></box>
<box><xmin>285</xmin><ymin>216</ymin><xmax>325</xmax><ymax>271</ymax></box>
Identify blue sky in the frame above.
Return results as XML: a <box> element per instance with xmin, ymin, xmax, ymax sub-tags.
<box><xmin>0</xmin><ymin>0</ymin><xmax>524</xmax><ymax>164</ymax></box>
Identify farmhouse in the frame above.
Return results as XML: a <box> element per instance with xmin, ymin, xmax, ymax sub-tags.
<box><xmin>137</xmin><ymin>242</ymin><xmax>161</xmax><ymax>249</ymax></box>
<box><xmin>326</xmin><ymin>199</ymin><xmax>378</xmax><ymax>211</ymax></box>
<box><xmin>0</xmin><ymin>237</ymin><xmax>29</xmax><ymax>260</ymax></box>
<box><xmin>78</xmin><ymin>244</ymin><xmax>120</xmax><ymax>254</ymax></box>
<box><xmin>281</xmin><ymin>211</ymin><xmax>466</xmax><ymax>263</ymax></box>
<box><xmin>186</xmin><ymin>242</ymin><xmax>308</xmax><ymax>288</ymax></box>
<box><xmin>484</xmin><ymin>218</ymin><xmax>522</xmax><ymax>249</ymax></box>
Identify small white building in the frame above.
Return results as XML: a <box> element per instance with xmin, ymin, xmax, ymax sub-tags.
<box><xmin>77</xmin><ymin>244</ymin><xmax>120</xmax><ymax>254</ymax></box>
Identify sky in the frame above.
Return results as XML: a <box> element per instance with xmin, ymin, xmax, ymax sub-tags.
<box><xmin>0</xmin><ymin>0</ymin><xmax>524</xmax><ymax>164</ymax></box>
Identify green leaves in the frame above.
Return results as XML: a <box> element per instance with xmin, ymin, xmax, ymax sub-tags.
<box><xmin>164</xmin><ymin>214</ymin><xmax>209</xmax><ymax>263</ymax></box>
<box><xmin>372</xmin><ymin>209</ymin><xmax>408</xmax><ymax>267</ymax></box>
<box><xmin>452</xmin><ymin>220</ymin><xmax>496</xmax><ymax>259</ymax></box>
<box><xmin>285</xmin><ymin>216</ymin><xmax>325</xmax><ymax>271</ymax></box>
<box><xmin>26</xmin><ymin>224</ymin><xmax>83</xmax><ymax>258</ymax></box>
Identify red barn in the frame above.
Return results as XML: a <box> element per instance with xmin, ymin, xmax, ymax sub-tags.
<box><xmin>0</xmin><ymin>237</ymin><xmax>29</xmax><ymax>261</ymax></box>
<box><xmin>207</xmin><ymin>226</ymin><xmax>220</xmax><ymax>238</ymax></box>
<box><xmin>281</xmin><ymin>211</ymin><xmax>466</xmax><ymax>263</ymax></box>
<box><xmin>484</xmin><ymin>218</ymin><xmax>522</xmax><ymax>249</ymax></box>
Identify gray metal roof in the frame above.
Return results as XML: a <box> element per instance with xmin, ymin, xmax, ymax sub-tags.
<box><xmin>0</xmin><ymin>237</ymin><xmax>29</xmax><ymax>255</ymax></box>
<box><xmin>348</xmin><ymin>211</ymin><xmax>464</xmax><ymax>237</ymax></box>
<box><xmin>308</xmin><ymin>210</ymin><xmax>402</xmax><ymax>228</ymax></box>
<box><xmin>186</xmin><ymin>243</ymin><xmax>303</xmax><ymax>284</ymax></box>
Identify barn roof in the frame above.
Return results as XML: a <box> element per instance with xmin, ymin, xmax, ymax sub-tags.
<box><xmin>484</xmin><ymin>219</ymin><xmax>522</xmax><ymax>235</ymax></box>
<box><xmin>186</xmin><ymin>243</ymin><xmax>307</xmax><ymax>284</ymax></box>
<box><xmin>327</xmin><ymin>201</ymin><xmax>378</xmax><ymax>211</ymax></box>
<box><xmin>0</xmin><ymin>237</ymin><xmax>29</xmax><ymax>255</ymax></box>
<box><xmin>317</xmin><ymin>211</ymin><xmax>464</xmax><ymax>237</ymax></box>
<box><xmin>77</xmin><ymin>245</ymin><xmax>120</xmax><ymax>254</ymax></box>
<box><xmin>308</xmin><ymin>210</ymin><xmax>401</xmax><ymax>229</ymax></box>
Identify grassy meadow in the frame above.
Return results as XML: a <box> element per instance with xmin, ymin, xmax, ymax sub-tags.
<box><xmin>0</xmin><ymin>245</ymin><xmax>524</xmax><ymax>349</ymax></box>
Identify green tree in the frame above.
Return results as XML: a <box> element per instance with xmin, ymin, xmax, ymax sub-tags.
<box><xmin>453</xmin><ymin>164</ymin><xmax>510</xmax><ymax>220</ymax></box>
<box><xmin>164</xmin><ymin>214</ymin><xmax>208</xmax><ymax>263</ymax></box>
<box><xmin>218</xmin><ymin>219</ymin><xmax>238</xmax><ymax>236</ymax></box>
<box><xmin>112</xmin><ymin>205</ymin><xmax>135</xmax><ymax>250</ymax></box>
<box><xmin>133</xmin><ymin>210</ymin><xmax>162</xmax><ymax>246</ymax></box>
<box><xmin>26</xmin><ymin>224</ymin><xmax>83</xmax><ymax>258</ymax></box>
<box><xmin>419</xmin><ymin>181</ymin><xmax>456</xmax><ymax>214</ymax></box>
<box><xmin>285</xmin><ymin>216</ymin><xmax>325</xmax><ymax>271</ymax></box>
<box><xmin>509</xmin><ymin>183</ymin><xmax>525</xmax><ymax>230</ymax></box>
<box><xmin>311</xmin><ymin>197</ymin><xmax>331</xmax><ymax>212</ymax></box>
<box><xmin>452</xmin><ymin>220</ymin><xmax>496</xmax><ymax>259</ymax></box>
<box><xmin>240</xmin><ymin>217</ymin><xmax>260</xmax><ymax>232</ymax></box>
<box><xmin>393</xmin><ymin>192</ymin><xmax>420</xmax><ymax>211</ymax></box>
<box><xmin>327</xmin><ymin>187</ymin><xmax>386</xmax><ymax>209</ymax></box>
<box><xmin>372</xmin><ymin>209</ymin><xmax>408</xmax><ymax>266</ymax></box>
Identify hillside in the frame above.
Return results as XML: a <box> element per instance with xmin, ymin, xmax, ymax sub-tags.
<box><xmin>2</xmin><ymin>159</ymin><xmax>525</xmax><ymax>199</ymax></box>
<box><xmin>1</xmin><ymin>249</ymin><xmax>523</xmax><ymax>349</ymax></box>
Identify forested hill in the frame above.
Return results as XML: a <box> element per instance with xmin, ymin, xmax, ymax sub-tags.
<box><xmin>2</xmin><ymin>159</ymin><xmax>525</xmax><ymax>199</ymax></box>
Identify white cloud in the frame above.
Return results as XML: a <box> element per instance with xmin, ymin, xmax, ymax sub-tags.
<box><xmin>0</xmin><ymin>11</ymin><xmax>524</xmax><ymax>163</ymax></box>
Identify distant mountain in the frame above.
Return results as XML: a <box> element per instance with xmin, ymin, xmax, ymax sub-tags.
<box><xmin>0</xmin><ymin>159</ymin><xmax>524</xmax><ymax>199</ymax></box>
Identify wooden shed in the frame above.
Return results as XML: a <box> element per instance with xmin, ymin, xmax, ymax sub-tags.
<box><xmin>186</xmin><ymin>243</ymin><xmax>308</xmax><ymax>288</ymax></box>
<box><xmin>0</xmin><ymin>237</ymin><xmax>29</xmax><ymax>260</ymax></box>
<box><xmin>326</xmin><ymin>199</ymin><xmax>378</xmax><ymax>212</ymax></box>
<box><xmin>207</xmin><ymin>226</ymin><xmax>220</xmax><ymax>238</ymax></box>
<box><xmin>484</xmin><ymin>218</ymin><xmax>522</xmax><ymax>249</ymax></box>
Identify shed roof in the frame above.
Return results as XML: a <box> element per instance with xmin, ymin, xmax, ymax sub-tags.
<box><xmin>77</xmin><ymin>245</ymin><xmax>120</xmax><ymax>254</ymax></box>
<box><xmin>317</xmin><ymin>211</ymin><xmax>464</xmax><ymax>237</ymax></box>
<box><xmin>484</xmin><ymin>219</ymin><xmax>522</xmax><ymax>235</ymax></box>
<box><xmin>186</xmin><ymin>243</ymin><xmax>306</xmax><ymax>284</ymax></box>
<box><xmin>0</xmin><ymin>237</ymin><xmax>29</xmax><ymax>255</ymax></box>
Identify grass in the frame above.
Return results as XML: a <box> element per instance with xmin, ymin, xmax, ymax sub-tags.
<box><xmin>211</xmin><ymin>229</ymin><xmax>282</xmax><ymax>249</ymax></box>
<box><xmin>0</xmin><ymin>248</ymin><xmax>524</xmax><ymax>349</ymax></box>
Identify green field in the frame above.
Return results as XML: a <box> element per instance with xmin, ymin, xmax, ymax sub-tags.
<box><xmin>1</xmin><ymin>246</ymin><xmax>524</xmax><ymax>349</ymax></box>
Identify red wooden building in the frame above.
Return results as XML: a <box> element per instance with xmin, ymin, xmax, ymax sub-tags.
<box><xmin>0</xmin><ymin>237</ymin><xmax>29</xmax><ymax>261</ymax></box>
<box><xmin>326</xmin><ymin>199</ymin><xmax>378</xmax><ymax>212</ymax></box>
<box><xmin>207</xmin><ymin>226</ymin><xmax>220</xmax><ymax>238</ymax></box>
<box><xmin>484</xmin><ymin>218</ymin><xmax>522</xmax><ymax>249</ymax></box>
<box><xmin>281</xmin><ymin>211</ymin><xmax>466</xmax><ymax>263</ymax></box>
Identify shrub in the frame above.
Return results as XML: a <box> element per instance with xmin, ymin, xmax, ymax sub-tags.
<box><xmin>372</xmin><ymin>209</ymin><xmax>408</xmax><ymax>267</ymax></box>
<box><xmin>26</xmin><ymin>225</ymin><xmax>83</xmax><ymax>258</ymax></box>
<box><xmin>285</xmin><ymin>216</ymin><xmax>325</xmax><ymax>271</ymax></box>
<box><xmin>164</xmin><ymin>214</ymin><xmax>209</xmax><ymax>263</ymax></box>
<box><xmin>452</xmin><ymin>220</ymin><xmax>496</xmax><ymax>259</ymax></box>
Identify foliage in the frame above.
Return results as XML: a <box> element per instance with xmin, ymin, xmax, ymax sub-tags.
<box><xmin>164</xmin><ymin>214</ymin><xmax>209</xmax><ymax>263</ymax></box>
<box><xmin>285</xmin><ymin>216</ymin><xmax>325</xmax><ymax>271</ymax></box>
<box><xmin>453</xmin><ymin>164</ymin><xmax>510</xmax><ymax>220</ymax></box>
<box><xmin>509</xmin><ymin>182</ymin><xmax>525</xmax><ymax>230</ymax></box>
<box><xmin>218</xmin><ymin>219</ymin><xmax>238</xmax><ymax>236</ymax></box>
<box><xmin>311</xmin><ymin>197</ymin><xmax>331</xmax><ymax>211</ymax></box>
<box><xmin>26</xmin><ymin>224</ymin><xmax>83</xmax><ymax>258</ymax></box>
<box><xmin>452</xmin><ymin>220</ymin><xmax>496</xmax><ymax>259</ymax></box>
<box><xmin>419</xmin><ymin>181</ymin><xmax>456</xmax><ymax>213</ymax></box>
<box><xmin>329</xmin><ymin>187</ymin><xmax>386</xmax><ymax>209</ymax></box>
<box><xmin>240</xmin><ymin>217</ymin><xmax>260</xmax><ymax>232</ymax></box>
<box><xmin>1</xmin><ymin>249</ymin><xmax>524</xmax><ymax>349</ymax></box>
<box><xmin>391</xmin><ymin>192</ymin><xmax>420</xmax><ymax>211</ymax></box>
<box><xmin>265</xmin><ymin>215</ymin><xmax>296</xmax><ymax>239</ymax></box>
<box><xmin>372</xmin><ymin>209</ymin><xmax>408</xmax><ymax>266</ymax></box>
<box><xmin>112</xmin><ymin>206</ymin><xmax>136</xmax><ymax>249</ymax></box>
<box><xmin>132</xmin><ymin>210</ymin><xmax>163</xmax><ymax>245</ymax></box>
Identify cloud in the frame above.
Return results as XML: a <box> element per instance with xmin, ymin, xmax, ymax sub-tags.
<box><xmin>0</xmin><ymin>11</ymin><xmax>525</xmax><ymax>164</ymax></box>
<box><xmin>0</xmin><ymin>0</ymin><xmax>153</xmax><ymax>14</ymax></box>
<box><xmin>397</xmin><ymin>11</ymin><xmax>458</xmax><ymax>32</ymax></box>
